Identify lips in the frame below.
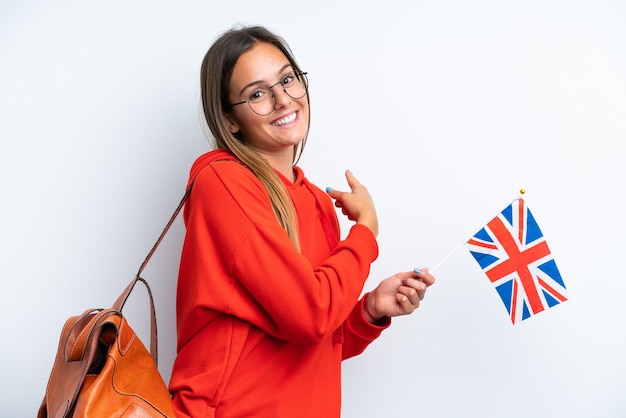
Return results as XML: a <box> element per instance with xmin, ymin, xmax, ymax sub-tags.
<box><xmin>271</xmin><ymin>111</ymin><xmax>297</xmax><ymax>126</ymax></box>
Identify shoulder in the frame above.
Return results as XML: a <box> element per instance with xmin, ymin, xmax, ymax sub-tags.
<box><xmin>189</xmin><ymin>159</ymin><xmax>273</xmax><ymax>219</ymax></box>
<box><xmin>195</xmin><ymin>159</ymin><xmax>263</xmax><ymax>195</ymax></box>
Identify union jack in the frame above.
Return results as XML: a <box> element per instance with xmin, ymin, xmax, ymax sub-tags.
<box><xmin>467</xmin><ymin>198</ymin><xmax>567</xmax><ymax>324</ymax></box>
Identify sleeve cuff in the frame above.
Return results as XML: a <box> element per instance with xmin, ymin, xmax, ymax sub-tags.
<box><xmin>346</xmin><ymin>224</ymin><xmax>379</xmax><ymax>263</ymax></box>
<box><xmin>347</xmin><ymin>292</ymin><xmax>391</xmax><ymax>338</ymax></box>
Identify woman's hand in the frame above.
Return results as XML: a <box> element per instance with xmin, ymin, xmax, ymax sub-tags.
<box><xmin>364</xmin><ymin>268</ymin><xmax>436</xmax><ymax>322</ymax></box>
<box><xmin>326</xmin><ymin>170</ymin><xmax>378</xmax><ymax>237</ymax></box>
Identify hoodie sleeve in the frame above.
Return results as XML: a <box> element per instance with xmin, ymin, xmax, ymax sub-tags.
<box><xmin>341</xmin><ymin>293</ymin><xmax>391</xmax><ymax>360</ymax></box>
<box><xmin>177</xmin><ymin>160</ymin><xmax>378</xmax><ymax>346</ymax></box>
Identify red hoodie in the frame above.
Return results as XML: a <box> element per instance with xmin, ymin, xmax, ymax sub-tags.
<box><xmin>169</xmin><ymin>149</ymin><xmax>389</xmax><ymax>417</ymax></box>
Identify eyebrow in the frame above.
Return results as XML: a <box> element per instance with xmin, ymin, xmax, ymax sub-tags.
<box><xmin>237</xmin><ymin>63</ymin><xmax>294</xmax><ymax>97</ymax></box>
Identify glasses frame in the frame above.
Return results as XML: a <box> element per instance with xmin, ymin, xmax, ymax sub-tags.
<box><xmin>228</xmin><ymin>71</ymin><xmax>309</xmax><ymax>116</ymax></box>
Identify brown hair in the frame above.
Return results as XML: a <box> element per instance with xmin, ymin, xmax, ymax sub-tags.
<box><xmin>200</xmin><ymin>25</ymin><xmax>310</xmax><ymax>250</ymax></box>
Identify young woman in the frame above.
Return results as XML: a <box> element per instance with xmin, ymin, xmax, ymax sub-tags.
<box><xmin>169</xmin><ymin>25</ymin><xmax>435</xmax><ymax>417</ymax></box>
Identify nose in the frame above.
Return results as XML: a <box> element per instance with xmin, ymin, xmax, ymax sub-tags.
<box><xmin>271</xmin><ymin>85</ymin><xmax>292</xmax><ymax>108</ymax></box>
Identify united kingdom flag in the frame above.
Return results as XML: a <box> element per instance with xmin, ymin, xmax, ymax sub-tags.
<box><xmin>467</xmin><ymin>198</ymin><xmax>567</xmax><ymax>324</ymax></box>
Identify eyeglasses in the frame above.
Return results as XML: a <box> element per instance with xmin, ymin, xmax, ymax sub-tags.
<box><xmin>228</xmin><ymin>71</ymin><xmax>309</xmax><ymax>116</ymax></box>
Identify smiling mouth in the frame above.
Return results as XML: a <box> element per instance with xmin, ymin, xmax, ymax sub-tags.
<box><xmin>271</xmin><ymin>112</ymin><xmax>297</xmax><ymax>126</ymax></box>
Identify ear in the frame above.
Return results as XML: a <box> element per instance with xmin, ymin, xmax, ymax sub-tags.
<box><xmin>222</xmin><ymin>113</ymin><xmax>240</xmax><ymax>134</ymax></box>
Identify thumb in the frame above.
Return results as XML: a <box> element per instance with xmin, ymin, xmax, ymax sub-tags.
<box><xmin>344</xmin><ymin>169</ymin><xmax>362</xmax><ymax>191</ymax></box>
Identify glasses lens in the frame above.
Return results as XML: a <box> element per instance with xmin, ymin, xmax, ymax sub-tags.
<box><xmin>249</xmin><ymin>93</ymin><xmax>275</xmax><ymax>116</ymax></box>
<box><xmin>284</xmin><ymin>72</ymin><xmax>308</xmax><ymax>100</ymax></box>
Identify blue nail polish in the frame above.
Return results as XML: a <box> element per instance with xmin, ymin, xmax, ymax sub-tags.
<box><xmin>326</xmin><ymin>187</ymin><xmax>332</xmax><ymax>193</ymax></box>
<box><xmin>414</xmin><ymin>268</ymin><xmax>422</xmax><ymax>274</ymax></box>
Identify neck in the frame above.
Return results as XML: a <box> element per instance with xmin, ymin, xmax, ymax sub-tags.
<box><xmin>271</xmin><ymin>160</ymin><xmax>295</xmax><ymax>183</ymax></box>
<box><xmin>257</xmin><ymin>148</ymin><xmax>296</xmax><ymax>183</ymax></box>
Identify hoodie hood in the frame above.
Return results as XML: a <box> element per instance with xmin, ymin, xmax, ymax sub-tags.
<box><xmin>187</xmin><ymin>149</ymin><xmax>238</xmax><ymax>189</ymax></box>
<box><xmin>184</xmin><ymin>148</ymin><xmax>339</xmax><ymax>252</ymax></box>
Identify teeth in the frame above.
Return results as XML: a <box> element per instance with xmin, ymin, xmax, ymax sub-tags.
<box><xmin>272</xmin><ymin>112</ymin><xmax>296</xmax><ymax>126</ymax></box>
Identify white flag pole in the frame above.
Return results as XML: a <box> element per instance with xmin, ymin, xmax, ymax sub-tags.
<box><xmin>428</xmin><ymin>189</ymin><xmax>526</xmax><ymax>274</ymax></box>
<box><xmin>430</xmin><ymin>242</ymin><xmax>464</xmax><ymax>273</ymax></box>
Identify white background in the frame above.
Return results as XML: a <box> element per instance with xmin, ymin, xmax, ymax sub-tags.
<box><xmin>1</xmin><ymin>1</ymin><xmax>625</xmax><ymax>417</ymax></box>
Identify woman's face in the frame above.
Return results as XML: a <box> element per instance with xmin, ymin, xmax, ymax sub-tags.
<box><xmin>225</xmin><ymin>42</ymin><xmax>309</xmax><ymax>159</ymax></box>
